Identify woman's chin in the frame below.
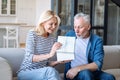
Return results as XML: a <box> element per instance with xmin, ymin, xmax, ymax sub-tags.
<box><xmin>48</xmin><ymin>31</ymin><xmax>53</xmax><ymax>34</ymax></box>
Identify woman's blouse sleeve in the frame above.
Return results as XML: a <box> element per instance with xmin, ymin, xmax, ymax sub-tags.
<box><xmin>25</xmin><ymin>30</ymin><xmax>36</xmax><ymax>62</ymax></box>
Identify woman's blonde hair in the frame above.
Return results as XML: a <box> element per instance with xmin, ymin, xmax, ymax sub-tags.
<box><xmin>34</xmin><ymin>10</ymin><xmax>61</xmax><ymax>36</ymax></box>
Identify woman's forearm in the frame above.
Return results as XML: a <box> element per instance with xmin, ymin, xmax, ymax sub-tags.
<box><xmin>49</xmin><ymin>61</ymin><xmax>59</xmax><ymax>67</ymax></box>
<box><xmin>32</xmin><ymin>54</ymin><xmax>51</xmax><ymax>62</ymax></box>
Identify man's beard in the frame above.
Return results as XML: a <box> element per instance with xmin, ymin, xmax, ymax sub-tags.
<box><xmin>76</xmin><ymin>31</ymin><xmax>89</xmax><ymax>38</ymax></box>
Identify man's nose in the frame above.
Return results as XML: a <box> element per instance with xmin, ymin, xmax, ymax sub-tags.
<box><xmin>75</xmin><ymin>28</ymin><xmax>79</xmax><ymax>31</ymax></box>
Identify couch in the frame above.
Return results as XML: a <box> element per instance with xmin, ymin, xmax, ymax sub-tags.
<box><xmin>0</xmin><ymin>45</ymin><xmax>120</xmax><ymax>80</ymax></box>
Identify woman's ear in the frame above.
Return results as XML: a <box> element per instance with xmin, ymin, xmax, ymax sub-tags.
<box><xmin>40</xmin><ymin>23</ymin><xmax>44</xmax><ymax>27</ymax></box>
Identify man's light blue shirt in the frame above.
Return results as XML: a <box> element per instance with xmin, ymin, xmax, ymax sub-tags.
<box><xmin>65</xmin><ymin>30</ymin><xmax>104</xmax><ymax>70</ymax></box>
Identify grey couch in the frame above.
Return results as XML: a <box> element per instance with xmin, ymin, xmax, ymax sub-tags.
<box><xmin>0</xmin><ymin>45</ymin><xmax>120</xmax><ymax>80</ymax></box>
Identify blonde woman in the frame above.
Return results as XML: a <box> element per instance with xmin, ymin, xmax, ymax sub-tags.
<box><xmin>17</xmin><ymin>10</ymin><xmax>62</xmax><ymax>80</ymax></box>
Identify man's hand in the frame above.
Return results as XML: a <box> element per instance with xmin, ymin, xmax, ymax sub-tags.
<box><xmin>66</xmin><ymin>62</ymin><xmax>98</xmax><ymax>79</ymax></box>
<box><xmin>66</xmin><ymin>67</ymin><xmax>79</xmax><ymax>79</ymax></box>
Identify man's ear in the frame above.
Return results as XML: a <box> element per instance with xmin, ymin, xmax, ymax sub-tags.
<box><xmin>87</xmin><ymin>25</ymin><xmax>91</xmax><ymax>30</ymax></box>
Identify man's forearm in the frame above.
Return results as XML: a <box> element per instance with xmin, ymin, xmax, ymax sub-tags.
<box><xmin>76</xmin><ymin>62</ymin><xmax>98</xmax><ymax>72</ymax></box>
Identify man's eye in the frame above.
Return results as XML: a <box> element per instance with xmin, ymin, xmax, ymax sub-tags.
<box><xmin>78</xmin><ymin>26</ymin><xmax>83</xmax><ymax>28</ymax></box>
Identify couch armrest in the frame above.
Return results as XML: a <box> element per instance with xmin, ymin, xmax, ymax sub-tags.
<box><xmin>103</xmin><ymin>46</ymin><xmax>120</xmax><ymax>70</ymax></box>
<box><xmin>0</xmin><ymin>48</ymin><xmax>25</xmax><ymax>77</ymax></box>
<box><xmin>0</xmin><ymin>57</ymin><xmax>12</xmax><ymax>80</ymax></box>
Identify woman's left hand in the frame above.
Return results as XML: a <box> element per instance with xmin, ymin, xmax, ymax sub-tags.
<box><xmin>50</xmin><ymin>42</ymin><xmax>62</xmax><ymax>57</ymax></box>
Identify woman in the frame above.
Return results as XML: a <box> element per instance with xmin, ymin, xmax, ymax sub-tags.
<box><xmin>17</xmin><ymin>10</ymin><xmax>62</xmax><ymax>80</ymax></box>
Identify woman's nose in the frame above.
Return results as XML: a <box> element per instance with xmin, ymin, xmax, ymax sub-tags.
<box><xmin>52</xmin><ymin>24</ymin><xmax>56</xmax><ymax>29</ymax></box>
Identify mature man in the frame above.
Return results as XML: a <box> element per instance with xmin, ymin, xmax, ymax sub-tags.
<box><xmin>64</xmin><ymin>13</ymin><xmax>115</xmax><ymax>80</ymax></box>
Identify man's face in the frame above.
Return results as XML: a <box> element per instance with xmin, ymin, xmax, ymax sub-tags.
<box><xmin>74</xmin><ymin>17</ymin><xmax>90</xmax><ymax>38</ymax></box>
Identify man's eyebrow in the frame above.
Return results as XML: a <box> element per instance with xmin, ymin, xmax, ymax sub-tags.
<box><xmin>75</xmin><ymin>24</ymin><xmax>85</xmax><ymax>27</ymax></box>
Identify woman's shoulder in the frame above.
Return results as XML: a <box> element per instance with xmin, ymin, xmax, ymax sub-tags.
<box><xmin>27</xmin><ymin>28</ymin><xmax>37</xmax><ymax>36</ymax></box>
<box><xmin>29</xmin><ymin>28</ymin><xmax>35</xmax><ymax>32</ymax></box>
<box><xmin>28</xmin><ymin>28</ymin><xmax>36</xmax><ymax>33</ymax></box>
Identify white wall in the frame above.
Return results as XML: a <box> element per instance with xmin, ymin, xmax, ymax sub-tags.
<box><xmin>0</xmin><ymin>16</ymin><xmax>17</xmax><ymax>23</ymax></box>
<box><xmin>35</xmin><ymin>0</ymin><xmax>51</xmax><ymax>26</ymax></box>
<box><xmin>17</xmin><ymin>0</ymin><xmax>36</xmax><ymax>25</ymax></box>
<box><xmin>17</xmin><ymin>0</ymin><xmax>51</xmax><ymax>25</ymax></box>
<box><xmin>18</xmin><ymin>0</ymin><xmax>51</xmax><ymax>43</ymax></box>
<box><xmin>0</xmin><ymin>0</ymin><xmax>36</xmax><ymax>25</ymax></box>
<box><xmin>0</xmin><ymin>0</ymin><xmax>51</xmax><ymax>26</ymax></box>
<box><xmin>0</xmin><ymin>0</ymin><xmax>51</xmax><ymax>46</ymax></box>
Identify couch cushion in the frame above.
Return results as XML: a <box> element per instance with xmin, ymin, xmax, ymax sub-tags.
<box><xmin>0</xmin><ymin>57</ymin><xmax>12</xmax><ymax>80</ymax></box>
<box><xmin>0</xmin><ymin>48</ymin><xmax>25</xmax><ymax>77</ymax></box>
<box><xmin>60</xmin><ymin>73</ymin><xmax>64</xmax><ymax>80</ymax></box>
<box><xmin>103</xmin><ymin>46</ymin><xmax>120</xmax><ymax>69</ymax></box>
<box><xmin>104</xmin><ymin>69</ymin><xmax>120</xmax><ymax>80</ymax></box>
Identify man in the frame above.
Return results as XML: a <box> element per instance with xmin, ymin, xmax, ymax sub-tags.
<box><xmin>64</xmin><ymin>13</ymin><xmax>115</xmax><ymax>80</ymax></box>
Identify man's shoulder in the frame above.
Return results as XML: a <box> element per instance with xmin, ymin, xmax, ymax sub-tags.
<box><xmin>91</xmin><ymin>33</ymin><xmax>102</xmax><ymax>39</ymax></box>
<box><xmin>65</xmin><ymin>30</ymin><xmax>76</xmax><ymax>36</ymax></box>
<box><xmin>90</xmin><ymin>33</ymin><xmax>103</xmax><ymax>44</ymax></box>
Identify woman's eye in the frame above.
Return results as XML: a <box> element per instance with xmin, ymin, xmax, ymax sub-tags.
<box><xmin>49</xmin><ymin>23</ymin><xmax>52</xmax><ymax>26</ymax></box>
<box><xmin>55</xmin><ymin>23</ymin><xmax>57</xmax><ymax>26</ymax></box>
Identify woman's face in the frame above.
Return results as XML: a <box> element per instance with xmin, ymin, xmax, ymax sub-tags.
<box><xmin>43</xmin><ymin>17</ymin><xmax>58</xmax><ymax>34</ymax></box>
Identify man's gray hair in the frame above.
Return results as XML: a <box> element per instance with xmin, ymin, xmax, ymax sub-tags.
<box><xmin>74</xmin><ymin>13</ymin><xmax>90</xmax><ymax>24</ymax></box>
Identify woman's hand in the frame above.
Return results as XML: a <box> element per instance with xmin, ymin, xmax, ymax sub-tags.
<box><xmin>49</xmin><ymin>60</ymin><xmax>71</xmax><ymax>67</ymax></box>
<box><xmin>49</xmin><ymin>42</ymin><xmax>62</xmax><ymax>57</ymax></box>
<box><xmin>58</xmin><ymin>60</ymin><xmax>72</xmax><ymax>64</ymax></box>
